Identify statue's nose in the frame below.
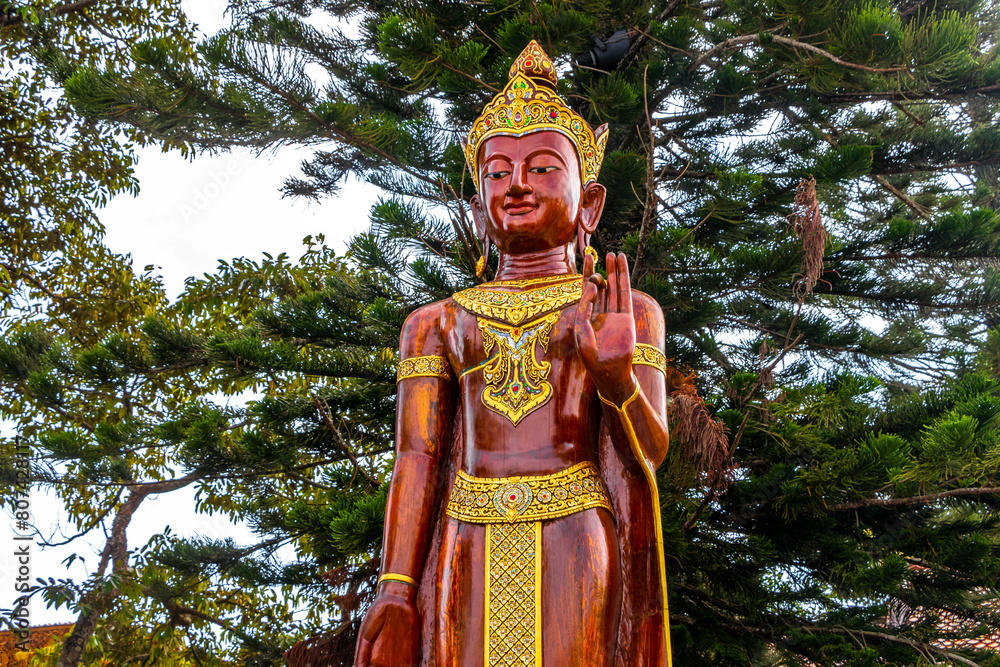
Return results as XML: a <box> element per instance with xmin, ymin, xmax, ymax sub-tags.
<box><xmin>506</xmin><ymin>164</ymin><xmax>533</xmax><ymax>196</ymax></box>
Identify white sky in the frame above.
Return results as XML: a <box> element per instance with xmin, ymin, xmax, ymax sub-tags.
<box><xmin>1</xmin><ymin>1</ymin><xmax>380</xmax><ymax>626</ymax></box>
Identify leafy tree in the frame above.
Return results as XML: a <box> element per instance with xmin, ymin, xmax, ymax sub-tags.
<box><xmin>1</xmin><ymin>242</ymin><xmax>365</xmax><ymax>666</ymax></box>
<box><xmin>0</xmin><ymin>0</ymin><xmax>192</xmax><ymax>335</ymax></box>
<box><xmin>17</xmin><ymin>0</ymin><xmax>1000</xmax><ymax>665</ymax></box>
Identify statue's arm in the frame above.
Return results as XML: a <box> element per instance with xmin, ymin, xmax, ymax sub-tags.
<box><xmin>600</xmin><ymin>292</ymin><xmax>670</xmax><ymax>471</ymax></box>
<box><xmin>380</xmin><ymin>303</ymin><xmax>455</xmax><ymax>597</ymax></box>
<box><xmin>575</xmin><ymin>252</ymin><xmax>669</xmax><ymax>473</ymax></box>
<box><xmin>355</xmin><ymin>304</ymin><xmax>454</xmax><ymax>666</ymax></box>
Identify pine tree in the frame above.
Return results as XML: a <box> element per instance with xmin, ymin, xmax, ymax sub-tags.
<box><xmin>28</xmin><ymin>0</ymin><xmax>1000</xmax><ymax>665</ymax></box>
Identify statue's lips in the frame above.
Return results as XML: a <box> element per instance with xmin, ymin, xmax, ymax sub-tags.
<box><xmin>502</xmin><ymin>201</ymin><xmax>538</xmax><ymax>215</ymax></box>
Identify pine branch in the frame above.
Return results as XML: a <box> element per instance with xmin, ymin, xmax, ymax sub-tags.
<box><xmin>312</xmin><ymin>394</ymin><xmax>379</xmax><ymax>488</ymax></box>
<box><xmin>689</xmin><ymin>32</ymin><xmax>910</xmax><ymax>74</ymax></box>
<box><xmin>829</xmin><ymin>487</ymin><xmax>1000</xmax><ymax>512</ymax></box>
<box><xmin>632</xmin><ymin>66</ymin><xmax>658</xmax><ymax>280</ymax></box>
<box><xmin>871</xmin><ymin>175</ymin><xmax>931</xmax><ymax>218</ymax></box>
<box><xmin>615</xmin><ymin>0</ymin><xmax>691</xmax><ymax>72</ymax></box>
<box><xmin>250</xmin><ymin>76</ymin><xmax>443</xmax><ymax>190</ymax></box>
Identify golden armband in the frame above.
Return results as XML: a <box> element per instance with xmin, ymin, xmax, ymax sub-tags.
<box><xmin>632</xmin><ymin>343</ymin><xmax>667</xmax><ymax>374</ymax></box>
<box><xmin>396</xmin><ymin>355</ymin><xmax>451</xmax><ymax>382</ymax></box>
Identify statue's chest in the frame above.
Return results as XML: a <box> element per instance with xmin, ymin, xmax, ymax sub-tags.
<box><xmin>448</xmin><ymin>299</ymin><xmax>582</xmax><ymax>427</ymax></box>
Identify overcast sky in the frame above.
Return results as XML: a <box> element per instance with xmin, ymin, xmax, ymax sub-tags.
<box><xmin>101</xmin><ymin>4</ymin><xmax>381</xmax><ymax>299</ymax></box>
<box><xmin>1</xmin><ymin>2</ymin><xmax>380</xmax><ymax>625</ymax></box>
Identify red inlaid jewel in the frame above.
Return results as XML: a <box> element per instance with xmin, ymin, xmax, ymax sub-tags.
<box><xmin>524</xmin><ymin>60</ymin><xmax>533</xmax><ymax>68</ymax></box>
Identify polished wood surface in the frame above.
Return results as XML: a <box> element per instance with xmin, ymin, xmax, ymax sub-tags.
<box><xmin>354</xmin><ymin>129</ymin><xmax>670</xmax><ymax>667</ymax></box>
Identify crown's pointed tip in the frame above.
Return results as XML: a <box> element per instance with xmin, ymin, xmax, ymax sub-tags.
<box><xmin>509</xmin><ymin>40</ymin><xmax>558</xmax><ymax>88</ymax></box>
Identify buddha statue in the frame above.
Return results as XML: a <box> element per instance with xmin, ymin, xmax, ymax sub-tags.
<box><xmin>354</xmin><ymin>40</ymin><xmax>672</xmax><ymax>667</ymax></box>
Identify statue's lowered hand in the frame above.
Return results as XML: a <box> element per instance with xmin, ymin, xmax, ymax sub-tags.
<box><xmin>574</xmin><ymin>252</ymin><xmax>637</xmax><ymax>405</ymax></box>
<box><xmin>354</xmin><ymin>587</ymin><xmax>421</xmax><ymax>667</ymax></box>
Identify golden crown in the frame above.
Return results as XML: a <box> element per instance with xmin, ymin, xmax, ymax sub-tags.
<box><xmin>464</xmin><ymin>41</ymin><xmax>607</xmax><ymax>187</ymax></box>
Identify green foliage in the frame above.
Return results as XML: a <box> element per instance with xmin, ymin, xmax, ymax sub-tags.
<box><xmin>7</xmin><ymin>0</ymin><xmax>1000</xmax><ymax>665</ymax></box>
<box><xmin>0</xmin><ymin>1</ymin><xmax>191</xmax><ymax>333</ymax></box>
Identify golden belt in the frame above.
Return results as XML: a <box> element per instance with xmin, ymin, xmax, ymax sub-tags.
<box><xmin>445</xmin><ymin>462</ymin><xmax>612</xmax><ymax>667</ymax></box>
<box><xmin>445</xmin><ymin>461</ymin><xmax>612</xmax><ymax>524</ymax></box>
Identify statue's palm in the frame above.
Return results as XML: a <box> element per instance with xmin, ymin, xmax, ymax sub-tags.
<box><xmin>574</xmin><ymin>253</ymin><xmax>637</xmax><ymax>404</ymax></box>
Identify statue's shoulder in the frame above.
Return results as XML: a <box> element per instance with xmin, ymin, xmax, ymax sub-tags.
<box><xmin>631</xmin><ymin>290</ymin><xmax>663</xmax><ymax>317</ymax></box>
<box><xmin>399</xmin><ymin>297</ymin><xmax>466</xmax><ymax>356</ymax></box>
<box><xmin>402</xmin><ymin>297</ymin><xmax>457</xmax><ymax>334</ymax></box>
<box><xmin>630</xmin><ymin>289</ymin><xmax>666</xmax><ymax>346</ymax></box>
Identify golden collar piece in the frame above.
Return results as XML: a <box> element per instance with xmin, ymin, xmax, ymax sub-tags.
<box><xmin>452</xmin><ymin>275</ymin><xmax>583</xmax><ymax>326</ymax></box>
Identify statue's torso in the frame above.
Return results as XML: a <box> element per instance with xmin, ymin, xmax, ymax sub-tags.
<box><xmin>437</xmin><ymin>289</ymin><xmax>601</xmax><ymax>478</ymax></box>
<box><xmin>428</xmin><ymin>283</ymin><xmax>624</xmax><ymax>667</ymax></box>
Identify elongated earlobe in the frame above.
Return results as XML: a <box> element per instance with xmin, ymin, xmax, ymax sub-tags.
<box><xmin>577</xmin><ymin>227</ymin><xmax>594</xmax><ymax>267</ymax></box>
<box><xmin>477</xmin><ymin>234</ymin><xmax>491</xmax><ymax>278</ymax></box>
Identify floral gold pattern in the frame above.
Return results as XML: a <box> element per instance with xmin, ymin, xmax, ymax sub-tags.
<box><xmin>453</xmin><ymin>279</ymin><xmax>582</xmax><ymax>326</ymax></box>
<box><xmin>396</xmin><ymin>355</ymin><xmax>451</xmax><ymax>382</ymax></box>
<box><xmin>485</xmin><ymin>521</ymin><xmax>542</xmax><ymax>667</ymax></box>
<box><xmin>486</xmin><ymin>273</ymin><xmax>578</xmax><ymax>288</ymax></box>
<box><xmin>477</xmin><ymin>313</ymin><xmax>558</xmax><ymax>425</ymax></box>
<box><xmin>445</xmin><ymin>462</ymin><xmax>612</xmax><ymax>524</ymax></box>
<box><xmin>632</xmin><ymin>343</ymin><xmax>668</xmax><ymax>374</ymax></box>
<box><xmin>465</xmin><ymin>40</ymin><xmax>607</xmax><ymax>186</ymax></box>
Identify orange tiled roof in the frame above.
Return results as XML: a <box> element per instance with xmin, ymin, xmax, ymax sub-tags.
<box><xmin>0</xmin><ymin>624</ymin><xmax>72</xmax><ymax>667</ymax></box>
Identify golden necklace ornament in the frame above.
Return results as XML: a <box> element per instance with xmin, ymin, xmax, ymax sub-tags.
<box><xmin>452</xmin><ymin>276</ymin><xmax>582</xmax><ymax>326</ymax></box>
<box><xmin>453</xmin><ymin>276</ymin><xmax>583</xmax><ymax>426</ymax></box>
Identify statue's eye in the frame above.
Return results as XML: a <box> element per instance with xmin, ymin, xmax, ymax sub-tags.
<box><xmin>529</xmin><ymin>166</ymin><xmax>559</xmax><ymax>174</ymax></box>
<box><xmin>484</xmin><ymin>170</ymin><xmax>510</xmax><ymax>180</ymax></box>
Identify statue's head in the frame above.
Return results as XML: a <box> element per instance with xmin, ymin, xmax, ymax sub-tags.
<box><xmin>465</xmin><ymin>41</ymin><xmax>608</xmax><ymax>257</ymax></box>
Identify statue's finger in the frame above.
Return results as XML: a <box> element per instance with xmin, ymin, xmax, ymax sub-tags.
<box><xmin>355</xmin><ymin>637</ymin><xmax>373</xmax><ymax>667</ymax></box>
<box><xmin>618</xmin><ymin>253</ymin><xmax>633</xmax><ymax>314</ymax></box>
<box><xmin>362</xmin><ymin>610</ymin><xmax>386</xmax><ymax>643</ymax></box>
<box><xmin>577</xmin><ymin>279</ymin><xmax>599</xmax><ymax>322</ymax></box>
<box><xmin>582</xmin><ymin>252</ymin><xmax>594</xmax><ymax>281</ymax></box>
<box><xmin>605</xmin><ymin>252</ymin><xmax>617</xmax><ymax>313</ymax></box>
<box><xmin>575</xmin><ymin>281</ymin><xmax>600</xmax><ymax>355</ymax></box>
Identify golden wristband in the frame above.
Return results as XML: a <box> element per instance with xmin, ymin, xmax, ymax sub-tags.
<box><xmin>378</xmin><ymin>573</ymin><xmax>418</xmax><ymax>588</ymax></box>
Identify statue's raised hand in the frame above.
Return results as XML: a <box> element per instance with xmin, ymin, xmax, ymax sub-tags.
<box><xmin>574</xmin><ymin>252</ymin><xmax>637</xmax><ymax>404</ymax></box>
<box><xmin>354</xmin><ymin>585</ymin><xmax>420</xmax><ymax>667</ymax></box>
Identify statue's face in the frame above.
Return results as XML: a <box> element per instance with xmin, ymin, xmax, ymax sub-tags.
<box><xmin>476</xmin><ymin>131</ymin><xmax>584</xmax><ymax>254</ymax></box>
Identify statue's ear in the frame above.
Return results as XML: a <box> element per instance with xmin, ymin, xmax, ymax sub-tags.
<box><xmin>594</xmin><ymin>123</ymin><xmax>609</xmax><ymax>141</ymax></box>
<box><xmin>578</xmin><ymin>182</ymin><xmax>606</xmax><ymax>235</ymax></box>
<box><xmin>470</xmin><ymin>193</ymin><xmax>488</xmax><ymax>239</ymax></box>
